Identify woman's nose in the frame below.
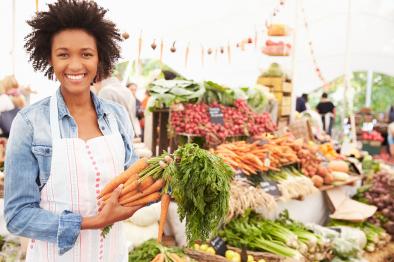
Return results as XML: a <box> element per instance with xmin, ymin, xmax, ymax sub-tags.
<box><xmin>67</xmin><ymin>57</ymin><xmax>84</xmax><ymax>71</ymax></box>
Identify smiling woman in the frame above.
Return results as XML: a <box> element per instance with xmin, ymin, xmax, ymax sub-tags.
<box><xmin>4</xmin><ymin>1</ymin><xmax>142</xmax><ymax>261</ymax></box>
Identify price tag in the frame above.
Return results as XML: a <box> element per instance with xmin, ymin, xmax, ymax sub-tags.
<box><xmin>234</xmin><ymin>171</ymin><xmax>248</xmax><ymax>180</ymax></box>
<box><xmin>259</xmin><ymin>180</ymin><xmax>281</xmax><ymax>197</ymax></box>
<box><xmin>210</xmin><ymin>236</ymin><xmax>227</xmax><ymax>256</ymax></box>
<box><xmin>330</xmin><ymin>227</ymin><xmax>342</xmax><ymax>234</ymax></box>
<box><xmin>208</xmin><ymin>107</ymin><xmax>224</xmax><ymax>125</ymax></box>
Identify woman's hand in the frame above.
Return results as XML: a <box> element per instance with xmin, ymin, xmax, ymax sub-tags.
<box><xmin>81</xmin><ymin>184</ymin><xmax>143</xmax><ymax>229</ymax></box>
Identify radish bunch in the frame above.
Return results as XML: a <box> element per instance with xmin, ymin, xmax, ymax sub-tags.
<box><xmin>170</xmin><ymin>99</ymin><xmax>276</xmax><ymax>145</ymax></box>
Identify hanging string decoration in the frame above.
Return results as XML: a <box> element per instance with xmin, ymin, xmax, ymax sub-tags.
<box><xmin>300</xmin><ymin>1</ymin><xmax>327</xmax><ymax>85</ymax></box>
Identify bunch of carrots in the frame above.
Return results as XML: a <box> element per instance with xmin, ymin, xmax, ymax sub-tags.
<box><xmin>98</xmin><ymin>155</ymin><xmax>173</xmax><ymax>242</ymax></box>
<box><xmin>213</xmin><ymin>135</ymin><xmax>300</xmax><ymax>175</ymax></box>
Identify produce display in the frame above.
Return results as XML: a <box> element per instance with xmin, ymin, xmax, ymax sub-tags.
<box><xmin>361</xmin><ymin>130</ymin><xmax>384</xmax><ymax>142</ymax></box>
<box><xmin>219</xmin><ymin>210</ymin><xmax>331</xmax><ymax>261</ymax></box>
<box><xmin>99</xmin><ymin>143</ymin><xmax>233</xmax><ymax>244</ymax></box>
<box><xmin>147</xmin><ymin>80</ymin><xmax>204</xmax><ymax>111</ymax></box>
<box><xmin>354</xmin><ymin>168</ymin><xmax>394</xmax><ymax>237</ymax></box>
<box><xmin>262</xmin><ymin>40</ymin><xmax>291</xmax><ymax>56</ymax></box>
<box><xmin>170</xmin><ymin>100</ymin><xmax>276</xmax><ymax>145</ymax></box>
<box><xmin>318</xmin><ymin>143</ymin><xmax>341</xmax><ymax>160</ymax></box>
<box><xmin>128</xmin><ymin>239</ymin><xmax>193</xmax><ymax>262</ymax></box>
<box><xmin>227</xmin><ymin>178</ymin><xmax>278</xmax><ymax>222</ymax></box>
<box><xmin>328</xmin><ymin>220</ymin><xmax>391</xmax><ymax>253</ymax></box>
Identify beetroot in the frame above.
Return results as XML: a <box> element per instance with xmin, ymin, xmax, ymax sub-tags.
<box><xmin>170</xmin><ymin>99</ymin><xmax>276</xmax><ymax>145</ymax></box>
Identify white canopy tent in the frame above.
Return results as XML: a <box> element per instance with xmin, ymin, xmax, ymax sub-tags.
<box><xmin>1</xmin><ymin>0</ymin><xmax>394</xmax><ymax>102</ymax></box>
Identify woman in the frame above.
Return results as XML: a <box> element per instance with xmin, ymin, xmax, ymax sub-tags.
<box><xmin>4</xmin><ymin>1</ymin><xmax>144</xmax><ymax>261</ymax></box>
<box><xmin>0</xmin><ymin>75</ymin><xmax>26</xmax><ymax>138</ymax></box>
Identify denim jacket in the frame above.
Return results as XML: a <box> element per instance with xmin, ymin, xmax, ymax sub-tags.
<box><xmin>4</xmin><ymin>89</ymin><xmax>136</xmax><ymax>255</ymax></box>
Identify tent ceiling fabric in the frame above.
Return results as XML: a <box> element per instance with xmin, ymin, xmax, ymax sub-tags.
<box><xmin>1</xmin><ymin>0</ymin><xmax>394</xmax><ymax>98</ymax></box>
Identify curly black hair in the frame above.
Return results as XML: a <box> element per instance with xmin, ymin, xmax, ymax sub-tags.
<box><xmin>24</xmin><ymin>0</ymin><xmax>122</xmax><ymax>81</ymax></box>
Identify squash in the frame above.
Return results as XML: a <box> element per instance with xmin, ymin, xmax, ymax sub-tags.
<box><xmin>331</xmin><ymin>171</ymin><xmax>350</xmax><ymax>181</ymax></box>
<box><xmin>328</xmin><ymin>160</ymin><xmax>349</xmax><ymax>173</ymax></box>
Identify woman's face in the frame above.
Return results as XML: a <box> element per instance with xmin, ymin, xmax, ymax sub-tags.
<box><xmin>51</xmin><ymin>29</ymin><xmax>98</xmax><ymax>95</ymax></box>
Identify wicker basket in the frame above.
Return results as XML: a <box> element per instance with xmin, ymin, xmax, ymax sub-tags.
<box><xmin>184</xmin><ymin>248</ymin><xmax>228</xmax><ymax>262</ymax></box>
<box><xmin>227</xmin><ymin>246</ymin><xmax>285</xmax><ymax>262</ymax></box>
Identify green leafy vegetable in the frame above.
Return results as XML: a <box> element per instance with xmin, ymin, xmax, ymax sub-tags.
<box><xmin>171</xmin><ymin>143</ymin><xmax>233</xmax><ymax>244</ymax></box>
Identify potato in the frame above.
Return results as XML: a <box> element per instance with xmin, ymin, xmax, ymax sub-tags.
<box><xmin>311</xmin><ymin>175</ymin><xmax>324</xmax><ymax>187</ymax></box>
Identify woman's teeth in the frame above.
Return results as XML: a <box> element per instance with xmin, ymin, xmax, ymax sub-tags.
<box><xmin>66</xmin><ymin>74</ymin><xmax>85</xmax><ymax>80</ymax></box>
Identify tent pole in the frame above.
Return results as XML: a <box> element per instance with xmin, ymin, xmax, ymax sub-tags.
<box><xmin>290</xmin><ymin>0</ymin><xmax>300</xmax><ymax>123</ymax></box>
<box><xmin>365</xmin><ymin>69</ymin><xmax>373</xmax><ymax>107</ymax></box>
<box><xmin>11</xmin><ymin>0</ymin><xmax>16</xmax><ymax>75</ymax></box>
<box><xmin>343</xmin><ymin>0</ymin><xmax>355</xmax><ymax>141</ymax></box>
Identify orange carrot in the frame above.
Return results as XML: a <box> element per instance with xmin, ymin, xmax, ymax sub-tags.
<box><xmin>123</xmin><ymin>192</ymin><xmax>161</xmax><ymax>207</ymax></box>
<box><xmin>124</xmin><ymin>172</ymin><xmax>140</xmax><ymax>187</ymax></box>
<box><xmin>120</xmin><ymin>178</ymin><xmax>165</xmax><ymax>205</ymax></box>
<box><xmin>152</xmin><ymin>253</ymin><xmax>165</xmax><ymax>262</ymax></box>
<box><xmin>98</xmin><ymin>158</ymin><xmax>148</xmax><ymax>198</ymax></box>
<box><xmin>157</xmin><ymin>193</ymin><xmax>171</xmax><ymax>243</ymax></box>
<box><xmin>119</xmin><ymin>176</ymin><xmax>154</xmax><ymax>204</ymax></box>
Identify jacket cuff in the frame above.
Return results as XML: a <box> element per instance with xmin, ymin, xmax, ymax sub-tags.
<box><xmin>57</xmin><ymin>210</ymin><xmax>82</xmax><ymax>255</ymax></box>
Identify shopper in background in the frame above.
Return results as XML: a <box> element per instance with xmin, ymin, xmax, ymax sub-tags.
<box><xmin>388</xmin><ymin>122</ymin><xmax>394</xmax><ymax>156</ymax></box>
<box><xmin>0</xmin><ymin>76</ymin><xmax>17</xmax><ymax>113</ymax></box>
<box><xmin>296</xmin><ymin>93</ymin><xmax>308</xmax><ymax>113</ymax></box>
<box><xmin>4</xmin><ymin>1</ymin><xmax>143</xmax><ymax>260</ymax></box>
<box><xmin>126</xmin><ymin>82</ymin><xmax>141</xmax><ymax>119</ymax></box>
<box><xmin>93</xmin><ymin>76</ymin><xmax>142</xmax><ymax>138</ymax></box>
<box><xmin>389</xmin><ymin>105</ymin><xmax>394</xmax><ymax>123</ymax></box>
<box><xmin>0</xmin><ymin>75</ymin><xmax>26</xmax><ymax>138</ymax></box>
<box><xmin>316</xmin><ymin>92</ymin><xmax>336</xmax><ymax>136</ymax></box>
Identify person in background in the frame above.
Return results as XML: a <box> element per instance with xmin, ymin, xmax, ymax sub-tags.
<box><xmin>316</xmin><ymin>92</ymin><xmax>336</xmax><ymax>136</ymax></box>
<box><xmin>0</xmin><ymin>75</ymin><xmax>26</xmax><ymax>138</ymax></box>
<box><xmin>388</xmin><ymin>122</ymin><xmax>394</xmax><ymax>156</ymax></box>
<box><xmin>4</xmin><ymin>1</ymin><xmax>145</xmax><ymax>260</ymax></box>
<box><xmin>93</xmin><ymin>76</ymin><xmax>142</xmax><ymax>138</ymax></box>
<box><xmin>126</xmin><ymin>82</ymin><xmax>142</xmax><ymax>119</ymax></box>
<box><xmin>296</xmin><ymin>93</ymin><xmax>308</xmax><ymax>113</ymax></box>
<box><xmin>0</xmin><ymin>76</ymin><xmax>17</xmax><ymax>113</ymax></box>
<box><xmin>389</xmin><ymin>106</ymin><xmax>394</xmax><ymax>123</ymax></box>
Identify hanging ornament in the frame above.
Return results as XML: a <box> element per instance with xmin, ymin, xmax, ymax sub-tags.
<box><xmin>201</xmin><ymin>46</ymin><xmax>205</xmax><ymax>67</ymax></box>
<box><xmin>159</xmin><ymin>39</ymin><xmax>164</xmax><ymax>64</ymax></box>
<box><xmin>227</xmin><ymin>43</ymin><xmax>232</xmax><ymax>64</ymax></box>
<box><xmin>121</xmin><ymin>32</ymin><xmax>130</xmax><ymax>40</ymax></box>
<box><xmin>236</xmin><ymin>43</ymin><xmax>240</xmax><ymax>48</ymax></box>
<box><xmin>214</xmin><ymin>48</ymin><xmax>218</xmax><ymax>62</ymax></box>
<box><xmin>220</xmin><ymin>46</ymin><xmax>224</xmax><ymax>54</ymax></box>
<box><xmin>280</xmin><ymin>0</ymin><xmax>285</xmax><ymax>5</ymax></box>
<box><xmin>170</xmin><ymin>41</ymin><xmax>176</xmax><ymax>53</ymax></box>
<box><xmin>207</xmin><ymin>48</ymin><xmax>213</xmax><ymax>55</ymax></box>
<box><xmin>247</xmin><ymin>37</ymin><xmax>253</xmax><ymax>44</ymax></box>
<box><xmin>36</xmin><ymin>0</ymin><xmax>39</xmax><ymax>13</ymax></box>
<box><xmin>254</xmin><ymin>31</ymin><xmax>258</xmax><ymax>49</ymax></box>
<box><xmin>184</xmin><ymin>43</ymin><xmax>190</xmax><ymax>68</ymax></box>
<box><xmin>137</xmin><ymin>32</ymin><xmax>142</xmax><ymax>66</ymax></box>
<box><xmin>151</xmin><ymin>39</ymin><xmax>157</xmax><ymax>50</ymax></box>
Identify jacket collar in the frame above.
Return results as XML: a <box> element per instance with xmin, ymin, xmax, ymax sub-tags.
<box><xmin>56</xmin><ymin>88</ymin><xmax>107</xmax><ymax>119</ymax></box>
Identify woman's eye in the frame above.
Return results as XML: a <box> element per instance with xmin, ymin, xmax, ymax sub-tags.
<box><xmin>82</xmin><ymin>53</ymin><xmax>93</xmax><ymax>58</ymax></box>
<box><xmin>57</xmin><ymin>53</ymin><xmax>68</xmax><ymax>58</ymax></box>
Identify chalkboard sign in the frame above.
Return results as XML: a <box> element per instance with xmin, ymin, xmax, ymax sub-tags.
<box><xmin>258</xmin><ymin>179</ymin><xmax>281</xmax><ymax>197</ymax></box>
<box><xmin>210</xmin><ymin>236</ymin><xmax>227</xmax><ymax>256</ymax></box>
<box><xmin>208</xmin><ymin>107</ymin><xmax>224</xmax><ymax>125</ymax></box>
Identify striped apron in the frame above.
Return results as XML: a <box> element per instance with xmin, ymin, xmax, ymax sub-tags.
<box><xmin>25</xmin><ymin>94</ymin><xmax>128</xmax><ymax>262</ymax></box>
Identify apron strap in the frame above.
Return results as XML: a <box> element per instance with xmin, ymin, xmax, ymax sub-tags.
<box><xmin>49</xmin><ymin>94</ymin><xmax>61</xmax><ymax>140</ymax></box>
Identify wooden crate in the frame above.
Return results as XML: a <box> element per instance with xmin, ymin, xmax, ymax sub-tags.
<box><xmin>282</xmin><ymin>81</ymin><xmax>292</xmax><ymax>93</ymax></box>
<box><xmin>257</xmin><ymin>77</ymin><xmax>283</xmax><ymax>91</ymax></box>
